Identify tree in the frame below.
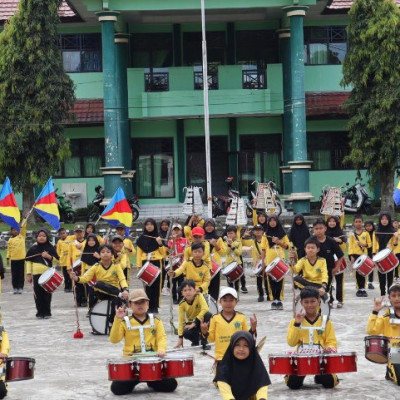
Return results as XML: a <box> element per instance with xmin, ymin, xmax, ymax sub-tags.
<box><xmin>341</xmin><ymin>0</ymin><xmax>400</xmax><ymax>214</ymax></box>
<box><xmin>0</xmin><ymin>0</ymin><xmax>75</xmax><ymax>214</ymax></box>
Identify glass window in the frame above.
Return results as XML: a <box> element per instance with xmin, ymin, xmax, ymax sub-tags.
<box><xmin>304</xmin><ymin>26</ymin><xmax>347</xmax><ymax>65</ymax></box>
<box><xmin>58</xmin><ymin>33</ymin><xmax>102</xmax><ymax>72</ymax></box>
<box><xmin>132</xmin><ymin>33</ymin><xmax>173</xmax><ymax>68</ymax></box>
<box><xmin>132</xmin><ymin>138</ymin><xmax>175</xmax><ymax>198</ymax></box>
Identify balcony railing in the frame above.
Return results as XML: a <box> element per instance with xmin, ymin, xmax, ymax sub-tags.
<box><xmin>145</xmin><ymin>72</ymin><xmax>169</xmax><ymax>92</ymax></box>
<box><xmin>194</xmin><ymin>70</ymin><xmax>218</xmax><ymax>90</ymax></box>
<box><xmin>242</xmin><ymin>69</ymin><xmax>266</xmax><ymax>89</ymax></box>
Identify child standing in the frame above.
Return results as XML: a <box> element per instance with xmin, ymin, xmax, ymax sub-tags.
<box><xmin>365</xmin><ymin>219</ymin><xmax>376</xmax><ymax>289</ymax></box>
<box><xmin>0</xmin><ymin>323</ymin><xmax>10</xmax><ymax>399</ymax></box>
<box><xmin>56</xmin><ymin>228</ymin><xmax>72</xmax><ymax>293</ymax></box>
<box><xmin>223</xmin><ymin>226</ymin><xmax>243</xmax><ymax>292</ymax></box>
<box><xmin>289</xmin><ymin>213</ymin><xmax>310</xmax><ymax>260</ymax></box>
<box><xmin>214</xmin><ymin>331</ymin><xmax>271</xmax><ymax>400</ymax></box>
<box><xmin>392</xmin><ymin>219</ymin><xmax>400</xmax><ymax>281</ymax></box>
<box><xmin>174</xmin><ymin>279</ymin><xmax>212</xmax><ymax>348</ymax></box>
<box><xmin>349</xmin><ymin>215</ymin><xmax>372</xmax><ymax>297</ymax></box>
<box><xmin>184</xmin><ymin>215</ymin><xmax>205</xmax><ymax>241</ymax></box>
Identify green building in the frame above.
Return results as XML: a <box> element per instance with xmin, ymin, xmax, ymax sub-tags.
<box><xmin>1</xmin><ymin>0</ymin><xmax>367</xmax><ymax>213</ymax></box>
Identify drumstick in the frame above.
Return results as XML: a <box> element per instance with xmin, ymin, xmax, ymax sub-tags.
<box><xmin>142</xmin><ymin>235</ymin><xmax>169</xmax><ymax>242</ymax></box>
<box><xmin>256</xmin><ymin>336</ymin><xmax>267</xmax><ymax>353</ymax></box>
<box><xmin>25</xmin><ymin>253</ymin><xmax>43</xmax><ymax>260</ymax></box>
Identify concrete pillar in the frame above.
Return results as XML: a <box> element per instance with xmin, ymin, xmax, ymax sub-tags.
<box><xmin>176</xmin><ymin>119</ymin><xmax>186</xmax><ymax>202</ymax></box>
<box><xmin>228</xmin><ymin>118</ymin><xmax>239</xmax><ymax>185</ymax></box>
<box><xmin>283</xmin><ymin>6</ymin><xmax>313</xmax><ymax>213</ymax></box>
<box><xmin>96</xmin><ymin>11</ymin><xmax>124</xmax><ymax>198</ymax></box>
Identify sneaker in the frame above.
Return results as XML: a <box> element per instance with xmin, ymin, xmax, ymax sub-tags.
<box><xmin>13</xmin><ymin>289</ymin><xmax>18</xmax><ymax>294</ymax></box>
<box><xmin>173</xmin><ymin>299</ymin><xmax>180</xmax><ymax>305</ymax></box>
<box><xmin>277</xmin><ymin>301</ymin><xmax>283</xmax><ymax>310</ymax></box>
<box><xmin>43</xmin><ymin>315</ymin><xmax>51</xmax><ymax>319</ymax></box>
<box><xmin>162</xmin><ymin>288</ymin><xmax>170</xmax><ymax>296</ymax></box>
<box><xmin>36</xmin><ymin>314</ymin><xmax>44</xmax><ymax>319</ymax></box>
<box><xmin>368</xmin><ymin>283</ymin><xmax>375</xmax><ymax>290</ymax></box>
<box><xmin>331</xmin><ymin>285</ymin><xmax>335</xmax><ymax>292</ymax></box>
<box><xmin>191</xmin><ymin>342</ymin><xmax>200</xmax><ymax>347</ymax></box>
<box><xmin>271</xmin><ymin>300</ymin><xmax>278</xmax><ymax>310</ymax></box>
<box><xmin>240</xmin><ymin>286</ymin><xmax>248</xmax><ymax>294</ymax></box>
<box><xmin>337</xmin><ymin>302</ymin><xmax>344</xmax><ymax>308</ymax></box>
<box><xmin>257</xmin><ymin>296</ymin><xmax>264</xmax><ymax>302</ymax></box>
<box><xmin>17</xmin><ymin>288</ymin><xmax>23</xmax><ymax>294</ymax></box>
<box><xmin>356</xmin><ymin>290</ymin><xmax>363</xmax><ymax>297</ymax></box>
<box><xmin>202</xmin><ymin>344</ymin><xmax>211</xmax><ymax>350</ymax></box>
<box><xmin>322</xmin><ymin>293</ymin><xmax>329</xmax><ymax>302</ymax></box>
<box><xmin>361</xmin><ymin>289</ymin><xmax>368</xmax><ymax>297</ymax></box>
<box><xmin>314</xmin><ymin>375</ymin><xmax>322</xmax><ymax>384</ymax></box>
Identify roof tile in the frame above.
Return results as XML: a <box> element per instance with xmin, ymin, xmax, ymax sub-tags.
<box><xmin>328</xmin><ymin>0</ymin><xmax>400</xmax><ymax>9</ymax></box>
<box><xmin>69</xmin><ymin>99</ymin><xmax>104</xmax><ymax>124</ymax></box>
<box><xmin>306</xmin><ymin>91</ymin><xmax>349</xmax><ymax>117</ymax></box>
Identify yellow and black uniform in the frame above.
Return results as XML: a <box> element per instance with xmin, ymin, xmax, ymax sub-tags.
<box><xmin>0</xmin><ymin>326</ymin><xmax>10</xmax><ymax>397</ymax></box>
<box><xmin>184</xmin><ymin>218</ymin><xmax>205</xmax><ymax>241</ymax></box>
<box><xmin>184</xmin><ymin>240</ymin><xmax>211</xmax><ymax>263</ymax></box>
<box><xmin>122</xmin><ymin>238</ymin><xmax>135</xmax><ymax>281</ymax></box>
<box><xmin>109</xmin><ymin>313</ymin><xmax>177</xmax><ymax>395</ymax></box>
<box><xmin>174</xmin><ymin>259</ymin><xmax>211</xmax><ymax>294</ymax></box>
<box><xmin>223</xmin><ymin>238</ymin><xmax>243</xmax><ymax>292</ymax></box>
<box><xmin>393</xmin><ymin>229</ymin><xmax>400</xmax><ymax>279</ymax></box>
<box><xmin>56</xmin><ymin>236</ymin><xmax>72</xmax><ymax>291</ymax></box>
<box><xmin>285</xmin><ymin>315</ymin><xmax>339</xmax><ymax>389</ymax></box>
<box><xmin>204</xmin><ymin>311</ymin><xmax>250</xmax><ymax>361</ymax></box>
<box><xmin>69</xmin><ymin>238</ymin><xmax>86</xmax><ymax>306</ymax></box>
<box><xmin>367</xmin><ymin>308</ymin><xmax>400</xmax><ymax>385</ymax></box>
<box><xmin>349</xmin><ymin>230</ymin><xmax>372</xmax><ymax>290</ymax></box>
<box><xmin>7</xmin><ymin>223</ymin><xmax>27</xmax><ymax>292</ymax></box>
<box><xmin>293</xmin><ymin>257</ymin><xmax>328</xmax><ymax>290</ymax></box>
<box><xmin>178</xmin><ymin>293</ymin><xmax>212</xmax><ymax>346</ymax></box>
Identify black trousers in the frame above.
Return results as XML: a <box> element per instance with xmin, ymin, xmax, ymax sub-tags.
<box><xmin>171</xmin><ymin>275</ymin><xmax>184</xmax><ymax>302</ymax></box>
<box><xmin>61</xmin><ymin>266</ymin><xmax>72</xmax><ymax>291</ymax></box>
<box><xmin>267</xmin><ymin>276</ymin><xmax>284</xmax><ymax>301</ymax></box>
<box><xmin>286</xmin><ymin>374</ymin><xmax>336</xmax><ymax>389</ymax></box>
<box><xmin>183</xmin><ymin>312</ymin><xmax>212</xmax><ymax>345</ymax></box>
<box><xmin>144</xmin><ymin>260</ymin><xmax>162</xmax><ymax>311</ymax></box>
<box><xmin>350</xmin><ymin>255</ymin><xmax>367</xmax><ymax>289</ymax></box>
<box><xmin>33</xmin><ymin>274</ymin><xmax>52</xmax><ymax>317</ymax></box>
<box><xmin>11</xmin><ymin>259</ymin><xmax>25</xmax><ymax>289</ymax></box>
<box><xmin>94</xmin><ymin>291</ymin><xmax>124</xmax><ymax>325</ymax></box>
<box><xmin>228</xmin><ymin>274</ymin><xmax>246</xmax><ymax>291</ymax></box>
<box><xmin>378</xmin><ymin>270</ymin><xmax>394</xmax><ymax>296</ymax></box>
<box><xmin>256</xmin><ymin>275</ymin><xmax>268</xmax><ymax>297</ymax></box>
<box><xmin>111</xmin><ymin>378</ymin><xmax>178</xmax><ymax>395</ymax></box>
<box><xmin>329</xmin><ymin>271</ymin><xmax>344</xmax><ymax>302</ymax></box>
<box><xmin>208</xmin><ymin>272</ymin><xmax>221</xmax><ymax>301</ymax></box>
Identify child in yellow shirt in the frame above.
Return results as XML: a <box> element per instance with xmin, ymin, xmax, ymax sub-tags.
<box><xmin>56</xmin><ymin>228</ymin><xmax>72</xmax><ymax>293</ymax></box>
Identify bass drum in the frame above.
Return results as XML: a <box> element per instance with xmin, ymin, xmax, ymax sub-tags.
<box><xmin>203</xmin><ymin>294</ymin><xmax>218</xmax><ymax>315</ymax></box>
<box><xmin>89</xmin><ymin>300</ymin><xmax>113</xmax><ymax>335</ymax></box>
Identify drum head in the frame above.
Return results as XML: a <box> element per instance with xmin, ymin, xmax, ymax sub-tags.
<box><xmin>136</xmin><ymin>357</ymin><xmax>162</xmax><ymax>364</ymax></box>
<box><xmin>265</xmin><ymin>258</ymin><xmax>279</xmax><ymax>273</ymax></box>
<box><xmin>38</xmin><ymin>268</ymin><xmax>54</xmax><ymax>285</ymax></box>
<box><xmin>353</xmin><ymin>255</ymin><xmax>367</xmax><ymax>270</ymax></box>
<box><xmin>204</xmin><ymin>294</ymin><xmax>218</xmax><ymax>315</ymax></box>
<box><xmin>90</xmin><ymin>300</ymin><xmax>112</xmax><ymax>335</ymax></box>
<box><xmin>164</xmin><ymin>353</ymin><xmax>193</xmax><ymax>361</ymax></box>
<box><xmin>223</xmin><ymin>262</ymin><xmax>238</xmax><ymax>274</ymax></box>
<box><xmin>373</xmin><ymin>248</ymin><xmax>391</xmax><ymax>262</ymax></box>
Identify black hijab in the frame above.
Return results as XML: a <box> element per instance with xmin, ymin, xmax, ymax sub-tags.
<box><xmin>265</xmin><ymin>214</ymin><xmax>287</xmax><ymax>247</ymax></box>
<box><xmin>204</xmin><ymin>218</ymin><xmax>219</xmax><ymax>252</ymax></box>
<box><xmin>136</xmin><ymin>218</ymin><xmax>160</xmax><ymax>253</ymax></box>
<box><xmin>376</xmin><ymin>211</ymin><xmax>395</xmax><ymax>249</ymax></box>
<box><xmin>289</xmin><ymin>213</ymin><xmax>310</xmax><ymax>256</ymax></box>
<box><xmin>85</xmin><ymin>223</ymin><xmax>96</xmax><ymax>238</ymax></box>
<box><xmin>159</xmin><ymin>219</ymin><xmax>170</xmax><ymax>239</ymax></box>
<box><xmin>81</xmin><ymin>234</ymin><xmax>100</xmax><ymax>266</ymax></box>
<box><xmin>214</xmin><ymin>331</ymin><xmax>271</xmax><ymax>399</ymax></box>
<box><xmin>256</xmin><ymin>211</ymin><xmax>268</xmax><ymax>231</ymax></box>
<box><xmin>326</xmin><ymin>216</ymin><xmax>344</xmax><ymax>238</ymax></box>
<box><xmin>26</xmin><ymin>228</ymin><xmax>59</xmax><ymax>266</ymax></box>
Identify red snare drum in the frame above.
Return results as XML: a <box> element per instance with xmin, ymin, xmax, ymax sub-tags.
<box><xmin>136</xmin><ymin>357</ymin><xmax>163</xmax><ymax>381</ymax></box>
<box><xmin>294</xmin><ymin>354</ymin><xmax>323</xmax><ymax>375</ymax></box>
<box><xmin>5</xmin><ymin>357</ymin><xmax>35</xmax><ymax>382</ymax></box>
<box><xmin>211</xmin><ymin>261</ymin><xmax>222</xmax><ymax>280</ymax></box>
<box><xmin>72</xmin><ymin>259</ymin><xmax>82</xmax><ymax>275</ymax></box>
<box><xmin>38</xmin><ymin>268</ymin><xmax>64</xmax><ymax>293</ymax></box>
<box><xmin>222</xmin><ymin>262</ymin><xmax>243</xmax><ymax>282</ymax></box>
<box><xmin>87</xmin><ymin>276</ymin><xmax>97</xmax><ymax>287</ymax></box>
<box><xmin>265</xmin><ymin>258</ymin><xmax>289</xmax><ymax>282</ymax></box>
<box><xmin>322</xmin><ymin>352</ymin><xmax>357</xmax><ymax>374</ymax></box>
<box><xmin>107</xmin><ymin>359</ymin><xmax>137</xmax><ymax>381</ymax></box>
<box><xmin>268</xmin><ymin>353</ymin><xmax>296</xmax><ymax>375</ymax></box>
<box><xmin>333</xmin><ymin>255</ymin><xmax>347</xmax><ymax>274</ymax></box>
<box><xmin>165</xmin><ymin>258</ymin><xmax>182</xmax><ymax>272</ymax></box>
<box><xmin>253</xmin><ymin>260</ymin><xmax>264</xmax><ymax>277</ymax></box>
<box><xmin>365</xmin><ymin>335</ymin><xmax>389</xmax><ymax>364</ymax></box>
<box><xmin>137</xmin><ymin>262</ymin><xmax>160</xmax><ymax>286</ymax></box>
<box><xmin>373</xmin><ymin>249</ymin><xmax>399</xmax><ymax>274</ymax></box>
<box><xmin>353</xmin><ymin>255</ymin><xmax>375</xmax><ymax>277</ymax></box>
<box><xmin>163</xmin><ymin>353</ymin><xmax>194</xmax><ymax>378</ymax></box>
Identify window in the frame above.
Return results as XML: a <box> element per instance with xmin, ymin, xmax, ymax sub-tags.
<box><xmin>307</xmin><ymin>131</ymin><xmax>351</xmax><ymax>170</ymax></box>
<box><xmin>59</xmin><ymin>34</ymin><xmax>102</xmax><ymax>72</ymax></box>
<box><xmin>238</xmin><ymin>134</ymin><xmax>282</xmax><ymax>195</ymax></box>
<box><xmin>132</xmin><ymin>33</ymin><xmax>173</xmax><ymax>68</ymax></box>
<box><xmin>55</xmin><ymin>139</ymin><xmax>104</xmax><ymax>177</ymax></box>
<box><xmin>304</xmin><ymin>26</ymin><xmax>347</xmax><ymax>65</ymax></box>
<box><xmin>132</xmin><ymin>138</ymin><xmax>175</xmax><ymax>198</ymax></box>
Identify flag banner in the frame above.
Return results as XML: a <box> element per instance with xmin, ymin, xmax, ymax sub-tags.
<box><xmin>33</xmin><ymin>177</ymin><xmax>60</xmax><ymax>230</ymax></box>
<box><xmin>101</xmin><ymin>187</ymin><xmax>132</xmax><ymax>230</ymax></box>
<box><xmin>393</xmin><ymin>179</ymin><xmax>400</xmax><ymax>206</ymax></box>
<box><xmin>0</xmin><ymin>177</ymin><xmax>21</xmax><ymax>232</ymax></box>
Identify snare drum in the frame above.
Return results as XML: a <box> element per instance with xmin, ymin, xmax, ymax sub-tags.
<box><xmin>265</xmin><ymin>258</ymin><xmax>289</xmax><ymax>282</ymax></box>
<box><xmin>136</xmin><ymin>357</ymin><xmax>163</xmax><ymax>381</ymax></box>
<box><xmin>268</xmin><ymin>353</ymin><xmax>296</xmax><ymax>375</ymax></box>
<box><xmin>364</xmin><ymin>335</ymin><xmax>389</xmax><ymax>364</ymax></box>
<box><xmin>222</xmin><ymin>262</ymin><xmax>243</xmax><ymax>282</ymax></box>
<box><xmin>5</xmin><ymin>357</ymin><xmax>35</xmax><ymax>382</ymax></box>
<box><xmin>211</xmin><ymin>261</ymin><xmax>222</xmax><ymax>280</ymax></box>
<box><xmin>294</xmin><ymin>353</ymin><xmax>323</xmax><ymax>376</ymax></box>
<box><xmin>253</xmin><ymin>260</ymin><xmax>264</xmax><ymax>277</ymax></box>
<box><xmin>333</xmin><ymin>255</ymin><xmax>347</xmax><ymax>274</ymax></box>
<box><xmin>163</xmin><ymin>353</ymin><xmax>194</xmax><ymax>378</ymax></box>
<box><xmin>165</xmin><ymin>258</ymin><xmax>182</xmax><ymax>272</ymax></box>
<box><xmin>107</xmin><ymin>359</ymin><xmax>137</xmax><ymax>381</ymax></box>
<box><xmin>72</xmin><ymin>259</ymin><xmax>82</xmax><ymax>275</ymax></box>
<box><xmin>89</xmin><ymin>300</ymin><xmax>112</xmax><ymax>335</ymax></box>
<box><xmin>373</xmin><ymin>249</ymin><xmax>399</xmax><ymax>274</ymax></box>
<box><xmin>38</xmin><ymin>268</ymin><xmax>64</xmax><ymax>293</ymax></box>
<box><xmin>137</xmin><ymin>262</ymin><xmax>160</xmax><ymax>286</ymax></box>
<box><xmin>353</xmin><ymin>255</ymin><xmax>375</xmax><ymax>277</ymax></box>
<box><xmin>322</xmin><ymin>352</ymin><xmax>357</xmax><ymax>374</ymax></box>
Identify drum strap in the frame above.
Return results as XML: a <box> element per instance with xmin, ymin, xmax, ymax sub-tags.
<box><xmin>254</xmin><ymin>240</ymin><xmax>262</xmax><ymax>257</ymax></box>
<box><xmin>124</xmin><ymin>314</ymin><xmax>155</xmax><ymax>354</ymax></box>
<box><xmin>389</xmin><ymin>308</ymin><xmax>400</xmax><ymax>325</ymax></box>
<box><xmin>301</xmin><ymin>315</ymin><xmax>327</xmax><ymax>347</ymax></box>
<box><xmin>0</xmin><ymin>326</ymin><xmax>3</xmax><ymax>341</ymax></box>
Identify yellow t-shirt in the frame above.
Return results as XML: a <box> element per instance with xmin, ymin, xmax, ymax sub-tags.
<box><xmin>293</xmin><ymin>257</ymin><xmax>328</xmax><ymax>285</ymax></box>
<box><xmin>178</xmin><ymin>294</ymin><xmax>209</xmax><ymax>336</ymax></box>
<box><xmin>6</xmin><ymin>225</ymin><xmax>27</xmax><ymax>260</ymax></box>
<box><xmin>174</xmin><ymin>259</ymin><xmax>211</xmax><ymax>293</ymax></box>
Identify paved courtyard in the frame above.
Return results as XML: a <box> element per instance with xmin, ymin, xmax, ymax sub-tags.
<box><xmin>1</xmin><ymin>268</ymin><xmax>399</xmax><ymax>400</ymax></box>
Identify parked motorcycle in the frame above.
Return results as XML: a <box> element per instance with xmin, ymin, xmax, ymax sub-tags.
<box><xmin>212</xmin><ymin>177</ymin><xmax>240</xmax><ymax>218</ymax></box>
<box><xmin>56</xmin><ymin>190</ymin><xmax>76</xmax><ymax>223</ymax></box>
<box><xmin>246</xmin><ymin>180</ymin><xmax>283</xmax><ymax>217</ymax></box>
<box><xmin>342</xmin><ymin>179</ymin><xmax>373</xmax><ymax>215</ymax></box>
<box><xmin>87</xmin><ymin>185</ymin><xmax>140</xmax><ymax>222</ymax></box>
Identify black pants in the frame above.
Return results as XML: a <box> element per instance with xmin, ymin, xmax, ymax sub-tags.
<box><xmin>331</xmin><ymin>272</ymin><xmax>344</xmax><ymax>302</ymax></box>
<box><xmin>208</xmin><ymin>273</ymin><xmax>221</xmax><ymax>301</ymax></box>
<box><xmin>256</xmin><ymin>275</ymin><xmax>268</xmax><ymax>297</ymax></box>
<box><xmin>378</xmin><ymin>270</ymin><xmax>394</xmax><ymax>296</ymax></box>
<box><xmin>87</xmin><ymin>285</ymin><xmax>96</xmax><ymax>310</ymax></box>
<box><xmin>0</xmin><ymin>380</ymin><xmax>7</xmax><ymax>399</ymax></box>
<box><xmin>267</xmin><ymin>276</ymin><xmax>284</xmax><ymax>301</ymax></box>
<box><xmin>286</xmin><ymin>374</ymin><xmax>336</xmax><ymax>389</ymax></box>
<box><xmin>94</xmin><ymin>292</ymin><xmax>124</xmax><ymax>325</ymax></box>
<box><xmin>183</xmin><ymin>312</ymin><xmax>212</xmax><ymax>346</ymax></box>
<box><xmin>293</xmin><ymin>276</ymin><xmax>322</xmax><ymax>290</ymax></box>
<box><xmin>350</xmin><ymin>255</ymin><xmax>366</xmax><ymax>289</ymax></box>
<box><xmin>61</xmin><ymin>266</ymin><xmax>72</xmax><ymax>291</ymax></box>
<box><xmin>161</xmin><ymin>262</ymin><xmax>167</xmax><ymax>289</ymax></box>
<box><xmin>228</xmin><ymin>274</ymin><xmax>246</xmax><ymax>292</ymax></box>
<box><xmin>11</xmin><ymin>259</ymin><xmax>25</xmax><ymax>290</ymax></box>
<box><xmin>33</xmin><ymin>274</ymin><xmax>52</xmax><ymax>317</ymax></box>
<box><xmin>171</xmin><ymin>275</ymin><xmax>184</xmax><ymax>302</ymax></box>
<box><xmin>75</xmin><ymin>282</ymin><xmax>86</xmax><ymax>306</ymax></box>
<box><xmin>111</xmin><ymin>378</ymin><xmax>178</xmax><ymax>395</ymax></box>
<box><xmin>144</xmin><ymin>260</ymin><xmax>162</xmax><ymax>311</ymax></box>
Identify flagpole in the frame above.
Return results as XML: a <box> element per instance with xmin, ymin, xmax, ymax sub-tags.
<box><xmin>201</xmin><ymin>0</ymin><xmax>213</xmax><ymax>218</ymax></box>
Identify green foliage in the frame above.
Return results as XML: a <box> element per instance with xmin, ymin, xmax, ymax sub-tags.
<box><xmin>0</xmin><ymin>0</ymin><xmax>75</xmax><ymax>192</ymax></box>
<box><xmin>341</xmin><ymin>0</ymin><xmax>400</xmax><ymax>182</ymax></box>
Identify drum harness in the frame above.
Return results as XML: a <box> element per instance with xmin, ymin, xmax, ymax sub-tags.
<box><xmin>298</xmin><ymin>315</ymin><xmax>329</xmax><ymax>352</ymax></box>
<box><xmin>123</xmin><ymin>314</ymin><xmax>155</xmax><ymax>354</ymax></box>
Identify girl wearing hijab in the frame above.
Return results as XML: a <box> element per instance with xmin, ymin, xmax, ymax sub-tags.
<box><xmin>84</xmin><ymin>223</ymin><xmax>104</xmax><ymax>245</ymax></box>
<box><xmin>325</xmin><ymin>215</ymin><xmax>347</xmax><ymax>308</ymax></box>
<box><xmin>373</xmin><ymin>212</ymin><xmax>399</xmax><ymax>300</ymax></box>
<box><xmin>214</xmin><ymin>331</ymin><xmax>271</xmax><ymax>400</ymax></box>
<box><xmin>159</xmin><ymin>219</ymin><xmax>171</xmax><ymax>295</ymax></box>
<box><xmin>136</xmin><ymin>218</ymin><xmax>166</xmax><ymax>313</ymax></box>
<box><xmin>264</xmin><ymin>215</ymin><xmax>289</xmax><ymax>310</ymax></box>
<box><xmin>252</xmin><ymin>211</ymin><xmax>268</xmax><ymax>232</ymax></box>
<box><xmin>184</xmin><ymin>215</ymin><xmax>205</xmax><ymax>241</ymax></box>
<box><xmin>26</xmin><ymin>228</ymin><xmax>59</xmax><ymax>319</ymax></box>
<box><xmin>365</xmin><ymin>219</ymin><xmax>376</xmax><ymax>289</ymax></box>
<box><xmin>288</xmin><ymin>214</ymin><xmax>310</xmax><ymax>260</ymax></box>
<box><xmin>204</xmin><ymin>218</ymin><xmax>226</xmax><ymax>301</ymax></box>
